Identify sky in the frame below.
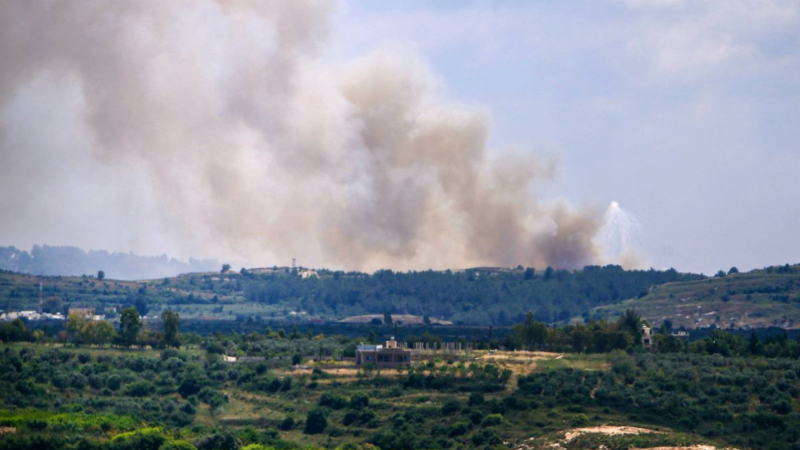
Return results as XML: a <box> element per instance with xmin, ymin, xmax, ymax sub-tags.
<box><xmin>0</xmin><ymin>0</ymin><xmax>798</xmax><ymax>275</ymax></box>
<box><xmin>333</xmin><ymin>0</ymin><xmax>800</xmax><ymax>274</ymax></box>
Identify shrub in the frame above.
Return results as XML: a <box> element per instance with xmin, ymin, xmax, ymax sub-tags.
<box><xmin>280</xmin><ymin>416</ymin><xmax>295</xmax><ymax>430</ymax></box>
<box><xmin>319</xmin><ymin>393</ymin><xmax>348</xmax><ymax>410</ymax></box>
<box><xmin>159</xmin><ymin>441</ymin><xmax>197</xmax><ymax>450</ymax></box>
<box><xmin>349</xmin><ymin>393</ymin><xmax>369</xmax><ymax>410</ymax></box>
<box><xmin>304</xmin><ymin>409</ymin><xmax>328</xmax><ymax>435</ymax></box>
<box><xmin>482</xmin><ymin>413</ymin><xmax>504</xmax><ymax>426</ymax></box>
<box><xmin>194</xmin><ymin>431</ymin><xmax>240</xmax><ymax>450</ymax></box>
<box><xmin>107</xmin><ymin>375</ymin><xmax>123</xmax><ymax>391</ymax></box>
<box><xmin>471</xmin><ymin>429</ymin><xmax>501</xmax><ymax>446</ymax></box>
<box><xmin>441</xmin><ymin>400</ymin><xmax>462</xmax><ymax>416</ymax></box>
<box><xmin>125</xmin><ymin>381</ymin><xmax>155</xmax><ymax>397</ymax></box>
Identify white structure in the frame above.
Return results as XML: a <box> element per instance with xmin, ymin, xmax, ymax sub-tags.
<box><xmin>641</xmin><ymin>325</ymin><xmax>652</xmax><ymax>349</ymax></box>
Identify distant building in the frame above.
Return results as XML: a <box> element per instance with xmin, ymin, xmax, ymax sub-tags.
<box><xmin>670</xmin><ymin>330</ymin><xmax>690</xmax><ymax>340</ymax></box>
<box><xmin>641</xmin><ymin>325</ymin><xmax>653</xmax><ymax>349</ymax></box>
<box><xmin>355</xmin><ymin>337</ymin><xmax>411</xmax><ymax>368</ymax></box>
<box><xmin>68</xmin><ymin>308</ymin><xmax>104</xmax><ymax>321</ymax></box>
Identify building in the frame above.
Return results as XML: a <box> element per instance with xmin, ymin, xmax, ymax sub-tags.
<box><xmin>641</xmin><ymin>325</ymin><xmax>653</xmax><ymax>349</ymax></box>
<box><xmin>68</xmin><ymin>308</ymin><xmax>104</xmax><ymax>321</ymax></box>
<box><xmin>355</xmin><ymin>337</ymin><xmax>411</xmax><ymax>368</ymax></box>
<box><xmin>670</xmin><ymin>330</ymin><xmax>690</xmax><ymax>340</ymax></box>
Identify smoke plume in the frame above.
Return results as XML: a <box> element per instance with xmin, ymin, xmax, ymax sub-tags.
<box><xmin>0</xmin><ymin>0</ymin><xmax>636</xmax><ymax>271</ymax></box>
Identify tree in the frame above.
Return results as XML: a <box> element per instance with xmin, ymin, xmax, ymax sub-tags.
<box><xmin>618</xmin><ymin>309</ymin><xmax>643</xmax><ymax>345</ymax></box>
<box><xmin>383</xmin><ymin>312</ymin><xmax>393</xmax><ymax>325</ymax></box>
<box><xmin>221</xmin><ymin>264</ymin><xmax>231</xmax><ymax>273</ymax></box>
<box><xmin>97</xmin><ymin>270</ymin><xmax>105</xmax><ymax>281</ymax></box>
<box><xmin>544</xmin><ymin>266</ymin><xmax>554</xmax><ymax>281</ymax></box>
<box><xmin>42</xmin><ymin>297</ymin><xmax>64</xmax><ymax>314</ymax></box>
<box><xmin>119</xmin><ymin>307</ymin><xmax>142</xmax><ymax>348</ymax></box>
<box><xmin>524</xmin><ymin>267</ymin><xmax>536</xmax><ymax>280</ymax></box>
<box><xmin>66</xmin><ymin>312</ymin><xmax>83</xmax><ymax>342</ymax></box>
<box><xmin>517</xmin><ymin>311</ymin><xmax>547</xmax><ymax>350</ymax></box>
<box><xmin>728</xmin><ymin>266</ymin><xmax>739</xmax><ymax>275</ymax></box>
<box><xmin>135</xmin><ymin>297</ymin><xmax>149</xmax><ymax>317</ymax></box>
<box><xmin>162</xmin><ymin>311</ymin><xmax>180</xmax><ymax>348</ymax></box>
<box><xmin>423</xmin><ymin>315</ymin><xmax>431</xmax><ymax>325</ymax></box>
<box><xmin>304</xmin><ymin>409</ymin><xmax>328</xmax><ymax>434</ymax></box>
<box><xmin>67</xmin><ymin>311</ymin><xmax>92</xmax><ymax>346</ymax></box>
<box><xmin>95</xmin><ymin>320</ymin><xmax>115</xmax><ymax>346</ymax></box>
<box><xmin>41</xmin><ymin>296</ymin><xmax>63</xmax><ymax>314</ymax></box>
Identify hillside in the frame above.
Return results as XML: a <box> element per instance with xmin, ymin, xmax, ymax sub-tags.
<box><xmin>0</xmin><ymin>265</ymin><xmax>701</xmax><ymax>325</ymax></box>
<box><xmin>590</xmin><ymin>264</ymin><xmax>800</xmax><ymax>330</ymax></box>
<box><xmin>0</xmin><ymin>343</ymin><xmax>766</xmax><ymax>450</ymax></box>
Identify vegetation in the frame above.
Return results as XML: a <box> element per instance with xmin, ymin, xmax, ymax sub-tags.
<box><xmin>1</xmin><ymin>307</ymin><xmax>799</xmax><ymax>449</ymax></box>
<box><xmin>0</xmin><ymin>264</ymin><xmax>702</xmax><ymax>325</ymax></box>
<box><xmin>593</xmin><ymin>263</ymin><xmax>800</xmax><ymax>329</ymax></box>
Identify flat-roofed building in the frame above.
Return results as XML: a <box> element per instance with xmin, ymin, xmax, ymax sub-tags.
<box><xmin>355</xmin><ymin>337</ymin><xmax>411</xmax><ymax>368</ymax></box>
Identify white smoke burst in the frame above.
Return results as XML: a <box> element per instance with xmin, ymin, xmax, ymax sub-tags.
<box><xmin>596</xmin><ymin>201</ymin><xmax>648</xmax><ymax>268</ymax></box>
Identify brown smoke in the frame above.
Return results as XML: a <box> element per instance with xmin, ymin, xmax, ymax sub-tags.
<box><xmin>0</xmin><ymin>0</ymin><xmax>622</xmax><ymax>271</ymax></box>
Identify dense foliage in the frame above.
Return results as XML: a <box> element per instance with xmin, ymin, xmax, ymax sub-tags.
<box><xmin>518</xmin><ymin>352</ymin><xmax>800</xmax><ymax>449</ymax></box>
<box><xmin>237</xmin><ymin>265</ymin><xmax>699</xmax><ymax>325</ymax></box>
<box><xmin>1</xmin><ymin>264</ymin><xmax>700</xmax><ymax>325</ymax></box>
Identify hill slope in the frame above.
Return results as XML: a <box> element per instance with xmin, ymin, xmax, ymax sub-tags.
<box><xmin>0</xmin><ymin>265</ymin><xmax>702</xmax><ymax>325</ymax></box>
<box><xmin>590</xmin><ymin>264</ymin><xmax>800</xmax><ymax>329</ymax></box>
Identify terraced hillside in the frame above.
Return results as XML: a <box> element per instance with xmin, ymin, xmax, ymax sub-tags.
<box><xmin>591</xmin><ymin>264</ymin><xmax>800</xmax><ymax>330</ymax></box>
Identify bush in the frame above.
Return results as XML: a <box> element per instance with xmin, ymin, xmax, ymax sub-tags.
<box><xmin>125</xmin><ymin>381</ymin><xmax>155</xmax><ymax>397</ymax></box>
<box><xmin>280</xmin><ymin>416</ymin><xmax>295</xmax><ymax>431</ymax></box>
<box><xmin>349</xmin><ymin>393</ymin><xmax>369</xmax><ymax>410</ymax></box>
<box><xmin>319</xmin><ymin>393</ymin><xmax>348</xmax><ymax>410</ymax></box>
<box><xmin>304</xmin><ymin>409</ymin><xmax>328</xmax><ymax>435</ymax></box>
<box><xmin>194</xmin><ymin>431</ymin><xmax>240</xmax><ymax>450</ymax></box>
<box><xmin>482</xmin><ymin>413</ymin><xmax>504</xmax><ymax>426</ymax></box>
<box><xmin>159</xmin><ymin>441</ymin><xmax>197</xmax><ymax>450</ymax></box>
<box><xmin>471</xmin><ymin>429</ymin><xmax>501</xmax><ymax>446</ymax></box>
<box><xmin>468</xmin><ymin>392</ymin><xmax>484</xmax><ymax>406</ymax></box>
<box><xmin>108</xmin><ymin>375</ymin><xmax>122</xmax><ymax>391</ymax></box>
<box><xmin>198</xmin><ymin>387</ymin><xmax>228</xmax><ymax>410</ymax></box>
<box><xmin>441</xmin><ymin>400</ymin><xmax>462</xmax><ymax>416</ymax></box>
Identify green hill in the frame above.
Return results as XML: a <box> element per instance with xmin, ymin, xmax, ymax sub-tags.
<box><xmin>590</xmin><ymin>264</ymin><xmax>800</xmax><ymax>330</ymax></box>
<box><xmin>1</xmin><ymin>265</ymin><xmax>701</xmax><ymax>325</ymax></box>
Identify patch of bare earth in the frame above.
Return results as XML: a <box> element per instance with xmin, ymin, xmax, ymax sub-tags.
<box><xmin>0</xmin><ymin>427</ymin><xmax>16</xmax><ymax>435</ymax></box>
<box><xmin>632</xmin><ymin>447</ymin><xmax>732</xmax><ymax>450</ymax></box>
<box><xmin>479</xmin><ymin>351</ymin><xmax>561</xmax><ymax>361</ymax></box>
<box><xmin>515</xmin><ymin>425</ymin><xmax>659</xmax><ymax>450</ymax></box>
<box><xmin>563</xmin><ymin>425</ymin><xmax>658</xmax><ymax>441</ymax></box>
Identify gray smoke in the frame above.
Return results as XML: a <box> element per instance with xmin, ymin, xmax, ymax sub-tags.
<box><xmin>0</xmin><ymin>0</ymin><xmax>632</xmax><ymax>271</ymax></box>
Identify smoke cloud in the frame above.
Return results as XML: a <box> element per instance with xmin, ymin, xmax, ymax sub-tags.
<box><xmin>0</xmin><ymin>0</ymin><xmax>637</xmax><ymax>271</ymax></box>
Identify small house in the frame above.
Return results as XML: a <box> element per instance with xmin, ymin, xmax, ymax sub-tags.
<box><xmin>355</xmin><ymin>337</ymin><xmax>411</xmax><ymax>368</ymax></box>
